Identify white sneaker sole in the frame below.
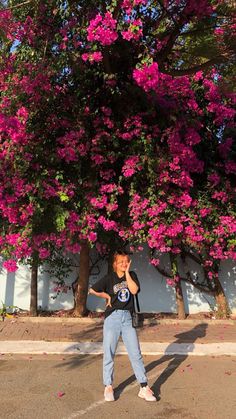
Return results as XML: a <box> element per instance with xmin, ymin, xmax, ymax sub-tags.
<box><xmin>138</xmin><ymin>394</ymin><xmax>157</xmax><ymax>402</ymax></box>
<box><xmin>104</xmin><ymin>392</ymin><xmax>115</xmax><ymax>402</ymax></box>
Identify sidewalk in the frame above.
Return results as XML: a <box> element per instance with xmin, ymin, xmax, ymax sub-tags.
<box><xmin>1</xmin><ymin>316</ymin><xmax>236</xmax><ymax>355</ymax></box>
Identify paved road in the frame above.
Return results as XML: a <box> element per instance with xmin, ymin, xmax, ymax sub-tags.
<box><xmin>1</xmin><ymin>354</ymin><xmax>236</xmax><ymax>419</ymax></box>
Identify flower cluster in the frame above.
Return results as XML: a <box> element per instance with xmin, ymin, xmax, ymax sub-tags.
<box><xmin>122</xmin><ymin>156</ymin><xmax>141</xmax><ymax>177</ymax></box>
<box><xmin>121</xmin><ymin>19</ymin><xmax>143</xmax><ymax>41</ymax></box>
<box><xmin>81</xmin><ymin>51</ymin><xmax>103</xmax><ymax>63</ymax></box>
<box><xmin>133</xmin><ymin>62</ymin><xmax>159</xmax><ymax>92</ymax></box>
<box><xmin>87</xmin><ymin>12</ymin><xmax>118</xmax><ymax>46</ymax></box>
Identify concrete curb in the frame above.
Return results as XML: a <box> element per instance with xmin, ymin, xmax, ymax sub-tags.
<box><xmin>8</xmin><ymin>317</ymin><xmax>236</xmax><ymax>325</ymax></box>
<box><xmin>1</xmin><ymin>340</ymin><xmax>236</xmax><ymax>356</ymax></box>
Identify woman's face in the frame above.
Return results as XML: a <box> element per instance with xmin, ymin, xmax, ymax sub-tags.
<box><xmin>113</xmin><ymin>255</ymin><xmax>129</xmax><ymax>273</ymax></box>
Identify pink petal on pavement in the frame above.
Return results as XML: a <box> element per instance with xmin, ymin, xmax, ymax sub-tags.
<box><xmin>225</xmin><ymin>371</ymin><xmax>232</xmax><ymax>375</ymax></box>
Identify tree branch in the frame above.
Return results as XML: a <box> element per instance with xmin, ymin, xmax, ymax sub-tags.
<box><xmin>161</xmin><ymin>57</ymin><xmax>227</xmax><ymax>76</ymax></box>
<box><xmin>182</xmin><ymin>249</ymin><xmax>203</xmax><ymax>266</ymax></box>
<box><xmin>183</xmin><ymin>270</ymin><xmax>215</xmax><ymax>295</ymax></box>
<box><xmin>154</xmin><ymin>263</ymin><xmax>214</xmax><ymax>294</ymax></box>
<box><xmin>4</xmin><ymin>0</ymin><xmax>33</xmax><ymax>10</ymax></box>
<box><xmin>113</xmin><ymin>0</ymin><xmax>123</xmax><ymax>19</ymax></box>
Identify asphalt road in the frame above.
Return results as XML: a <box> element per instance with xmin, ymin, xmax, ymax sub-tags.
<box><xmin>1</xmin><ymin>354</ymin><xmax>236</xmax><ymax>419</ymax></box>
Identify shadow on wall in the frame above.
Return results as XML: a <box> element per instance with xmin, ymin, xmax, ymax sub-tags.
<box><xmin>4</xmin><ymin>271</ymin><xmax>16</xmax><ymax>308</ymax></box>
<box><xmin>172</xmin><ymin>255</ymin><xmax>216</xmax><ymax>314</ymax></box>
<box><xmin>46</xmin><ymin>265</ymin><xmax>79</xmax><ymax>311</ymax></box>
<box><xmin>38</xmin><ymin>269</ymin><xmax>50</xmax><ymax>311</ymax></box>
<box><xmin>219</xmin><ymin>259</ymin><xmax>236</xmax><ymax>313</ymax></box>
<box><xmin>132</xmin><ymin>251</ymin><xmax>177</xmax><ymax>313</ymax></box>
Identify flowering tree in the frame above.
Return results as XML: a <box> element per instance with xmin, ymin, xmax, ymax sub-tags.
<box><xmin>116</xmin><ymin>67</ymin><xmax>235</xmax><ymax>317</ymax></box>
<box><xmin>0</xmin><ymin>0</ymin><xmax>235</xmax><ymax>317</ymax></box>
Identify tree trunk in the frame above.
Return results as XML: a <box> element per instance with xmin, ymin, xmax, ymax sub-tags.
<box><xmin>170</xmin><ymin>255</ymin><xmax>186</xmax><ymax>319</ymax></box>
<box><xmin>175</xmin><ymin>281</ymin><xmax>186</xmax><ymax>320</ymax></box>
<box><xmin>214</xmin><ymin>278</ymin><xmax>230</xmax><ymax>318</ymax></box>
<box><xmin>30</xmin><ymin>256</ymin><xmax>38</xmax><ymax>316</ymax></box>
<box><xmin>74</xmin><ymin>241</ymin><xmax>90</xmax><ymax>317</ymax></box>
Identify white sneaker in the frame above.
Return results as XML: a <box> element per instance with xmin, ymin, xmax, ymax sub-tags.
<box><xmin>104</xmin><ymin>386</ymin><xmax>115</xmax><ymax>402</ymax></box>
<box><xmin>138</xmin><ymin>385</ymin><xmax>157</xmax><ymax>402</ymax></box>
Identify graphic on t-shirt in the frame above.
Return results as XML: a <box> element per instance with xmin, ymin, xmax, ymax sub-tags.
<box><xmin>113</xmin><ymin>280</ymin><xmax>130</xmax><ymax>303</ymax></box>
<box><xmin>117</xmin><ymin>288</ymin><xmax>130</xmax><ymax>302</ymax></box>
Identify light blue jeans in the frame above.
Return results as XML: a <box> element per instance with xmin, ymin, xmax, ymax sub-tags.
<box><xmin>103</xmin><ymin>309</ymin><xmax>147</xmax><ymax>386</ymax></box>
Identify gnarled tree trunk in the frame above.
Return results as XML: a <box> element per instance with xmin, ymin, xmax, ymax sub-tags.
<box><xmin>171</xmin><ymin>255</ymin><xmax>186</xmax><ymax>319</ymax></box>
<box><xmin>214</xmin><ymin>278</ymin><xmax>230</xmax><ymax>318</ymax></box>
<box><xmin>30</xmin><ymin>254</ymin><xmax>38</xmax><ymax>316</ymax></box>
<box><xmin>175</xmin><ymin>281</ymin><xmax>186</xmax><ymax>320</ymax></box>
<box><xmin>74</xmin><ymin>241</ymin><xmax>90</xmax><ymax>316</ymax></box>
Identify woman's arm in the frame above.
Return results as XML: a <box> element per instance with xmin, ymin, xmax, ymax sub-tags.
<box><xmin>125</xmin><ymin>261</ymin><xmax>139</xmax><ymax>294</ymax></box>
<box><xmin>89</xmin><ymin>288</ymin><xmax>112</xmax><ymax>307</ymax></box>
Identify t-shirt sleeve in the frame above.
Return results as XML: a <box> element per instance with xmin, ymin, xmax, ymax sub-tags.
<box><xmin>90</xmin><ymin>275</ymin><xmax>108</xmax><ymax>293</ymax></box>
<box><xmin>130</xmin><ymin>271</ymin><xmax>140</xmax><ymax>292</ymax></box>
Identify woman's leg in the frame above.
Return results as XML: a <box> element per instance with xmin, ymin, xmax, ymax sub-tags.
<box><xmin>103</xmin><ymin>311</ymin><xmax>121</xmax><ymax>386</ymax></box>
<box><xmin>121</xmin><ymin>311</ymin><xmax>147</xmax><ymax>384</ymax></box>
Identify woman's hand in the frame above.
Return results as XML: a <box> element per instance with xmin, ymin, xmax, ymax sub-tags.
<box><xmin>125</xmin><ymin>260</ymin><xmax>132</xmax><ymax>275</ymax></box>
<box><xmin>105</xmin><ymin>295</ymin><xmax>112</xmax><ymax>308</ymax></box>
<box><xmin>89</xmin><ymin>289</ymin><xmax>112</xmax><ymax>307</ymax></box>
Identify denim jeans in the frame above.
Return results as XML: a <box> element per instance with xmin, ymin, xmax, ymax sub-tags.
<box><xmin>103</xmin><ymin>309</ymin><xmax>147</xmax><ymax>386</ymax></box>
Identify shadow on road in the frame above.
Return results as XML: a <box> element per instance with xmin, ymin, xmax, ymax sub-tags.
<box><xmin>54</xmin><ymin>353</ymin><xmax>103</xmax><ymax>370</ymax></box>
<box><xmin>69</xmin><ymin>322</ymin><xmax>103</xmax><ymax>342</ymax></box>
<box><xmin>114</xmin><ymin>323</ymin><xmax>208</xmax><ymax>400</ymax></box>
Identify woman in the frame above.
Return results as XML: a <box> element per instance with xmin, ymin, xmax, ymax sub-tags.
<box><xmin>89</xmin><ymin>250</ymin><xmax>156</xmax><ymax>402</ymax></box>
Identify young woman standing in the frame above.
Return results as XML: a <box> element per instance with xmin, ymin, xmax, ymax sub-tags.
<box><xmin>89</xmin><ymin>251</ymin><xmax>156</xmax><ymax>402</ymax></box>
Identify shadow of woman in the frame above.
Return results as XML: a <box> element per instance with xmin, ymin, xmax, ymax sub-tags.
<box><xmin>114</xmin><ymin>323</ymin><xmax>208</xmax><ymax>400</ymax></box>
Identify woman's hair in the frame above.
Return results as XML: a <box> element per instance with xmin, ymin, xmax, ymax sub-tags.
<box><xmin>112</xmin><ymin>250</ymin><xmax>130</xmax><ymax>271</ymax></box>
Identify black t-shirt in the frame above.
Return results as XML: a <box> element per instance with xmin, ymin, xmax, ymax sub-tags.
<box><xmin>91</xmin><ymin>271</ymin><xmax>140</xmax><ymax>318</ymax></box>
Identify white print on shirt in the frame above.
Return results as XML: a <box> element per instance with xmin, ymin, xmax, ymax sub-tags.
<box><xmin>113</xmin><ymin>281</ymin><xmax>128</xmax><ymax>294</ymax></box>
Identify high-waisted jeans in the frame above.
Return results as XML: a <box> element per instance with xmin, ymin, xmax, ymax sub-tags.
<box><xmin>103</xmin><ymin>309</ymin><xmax>147</xmax><ymax>386</ymax></box>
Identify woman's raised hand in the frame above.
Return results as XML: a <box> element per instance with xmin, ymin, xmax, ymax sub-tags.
<box><xmin>125</xmin><ymin>260</ymin><xmax>132</xmax><ymax>274</ymax></box>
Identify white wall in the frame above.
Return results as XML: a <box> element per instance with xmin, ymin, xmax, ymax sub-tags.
<box><xmin>0</xmin><ymin>249</ymin><xmax>236</xmax><ymax>314</ymax></box>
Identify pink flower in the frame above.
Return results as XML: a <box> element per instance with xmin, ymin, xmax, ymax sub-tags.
<box><xmin>208</xmin><ymin>173</ymin><xmax>221</xmax><ymax>186</ymax></box>
<box><xmin>98</xmin><ymin>216</ymin><xmax>118</xmax><ymax>231</ymax></box>
<box><xmin>194</xmin><ymin>71</ymin><xmax>203</xmax><ymax>81</ymax></box>
<box><xmin>150</xmin><ymin>258</ymin><xmax>160</xmax><ymax>266</ymax></box>
<box><xmin>90</xmin><ymin>196</ymin><xmax>107</xmax><ymax>209</ymax></box>
<box><xmin>121</xmin><ymin>18</ymin><xmax>143</xmax><ymax>41</ymax></box>
<box><xmin>225</xmin><ymin>161</ymin><xmax>236</xmax><ymax>175</ymax></box>
<box><xmin>212</xmin><ymin>191</ymin><xmax>228</xmax><ymax>202</ymax></box>
<box><xmin>122</xmin><ymin>155</ymin><xmax>141</xmax><ymax>177</ymax></box>
<box><xmin>5</xmin><ymin>233</ymin><xmax>21</xmax><ymax>246</ymax></box>
<box><xmin>88</xmin><ymin>232</ymin><xmax>97</xmax><ymax>242</ymax></box>
<box><xmin>82</xmin><ymin>51</ymin><xmax>103</xmax><ymax>63</ymax></box>
<box><xmin>218</xmin><ymin>138</ymin><xmax>233</xmax><ymax>159</ymax></box>
<box><xmin>91</xmin><ymin>154</ymin><xmax>105</xmax><ymax>165</ymax></box>
<box><xmin>166</xmin><ymin>278</ymin><xmax>175</xmax><ymax>286</ymax></box>
<box><xmin>133</xmin><ymin>62</ymin><xmax>159</xmax><ymax>92</ymax></box>
<box><xmin>3</xmin><ymin>259</ymin><xmax>18</xmax><ymax>272</ymax></box>
<box><xmin>39</xmin><ymin>248</ymin><xmax>50</xmax><ymax>259</ymax></box>
<box><xmin>199</xmin><ymin>208</ymin><xmax>211</xmax><ymax>218</ymax></box>
<box><xmin>100</xmin><ymin>183</ymin><xmax>116</xmax><ymax>193</ymax></box>
<box><xmin>87</xmin><ymin>12</ymin><xmax>118</xmax><ymax>46</ymax></box>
